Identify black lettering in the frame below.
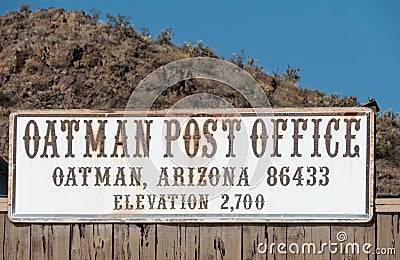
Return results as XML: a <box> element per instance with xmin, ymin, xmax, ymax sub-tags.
<box><xmin>114</xmin><ymin>195</ymin><xmax>122</xmax><ymax>210</ymax></box>
<box><xmin>208</xmin><ymin>167</ymin><xmax>220</xmax><ymax>186</ymax></box>
<box><xmin>125</xmin><ymin>195</ymin><xmax>133</xmax><ymax>210</ymax></box>
<box><xmin>343</xmin><ymin>118</ymin><xmax>361</xmax><ymax>158</ymax></box>
<box><xmin>111</xmin><ymin>120</ymin><xmax>130</xmax><ymax>158</ymax></box>
<box><xmin>250</xmin><ymin>118</ymin><xmax>267</xmax><ymax>158</ymax></box>
<box><xmin>199</xmin><ymin>194</ymin><xmax>208</xmax><ymax>209</ymax></box>
<box><xmin>271</xmin><ymin>119</ymin><xmax>287</xmax><ymax>157</ymax></box>
<box><xmin>167</xmin><ymin>194</ymin><xmax>179</xmax><ymax>209</ymax></box>
<box><xmin>311</xmin><ymin>119</ymin><xmax>322</xmax><ymax>157</ymax></box>
<box><xmin>148</xmin><ymin>194</ymin><xmax>156</xmax><ymax>209</ymax></box>
<box><xmin>157</xmin><ymin>195</ymin><xmax>167</xmax><ymax>209</ymax></box>
<box><xmin>60</xmin><ymin>119</ymin><xmax>79</xmax><ymax>158</ymax></box>
<box><xmin>84</xmin><ymin>120</ymin><xmax>107</xmax><ymax>157</ymax></box>
<box><xmin>78</xmin><ymin>167</ymin><xmax>91</xmax><ymax>186</ymax></box>
<box><xmin>183</xmin><ymin>118</ymin><xmax>200</xmax><ymax>158</ymax></box>
<box><xmin>157</xmin><ymin>167</ymin><xmax>169</xmax><ymax>186</ymax></box>
<box><xmin>40</xmin><ymin>120</ymin><xmax>59</xmax><ymax>158</ymax></box>
<box><xmin>188</xmin><ymin>167</ymin><xmax>195</xmax><ymax>186</ymax></box>
<box><xmin>52</xmin><ymin>167</ymin><xmax>64</xmax><ymax>186</ymax></box>
<box><xmin>133</xmin><ymin>120</ymin><xmax>153</xmax><ymax>158</ymax></box>
<box><xmin>197</xmin><ymin>167</ymin><xmax>207</xmax><ymax>186</ymax></box>
<box><xmin>187</xmin><ymin>194</ymin><xmax>197</xmax><ymax>209</ymax></box>
<box><xmin>222</xmin><ymin>119</ymin><xmax>241</xmax><ymax>157</ymax></box>
<box><xmin>94</xmin><ymin>167</ymin><xmax>111</xmax><ymax>186</ymax></box>
<box><xmin>65</xmin><ymin>167</ymin><xmax>77</xmax><ymax>186</ymax></box>
<box><xmin>180</xmin><ymin>194</ymin><xmax>186</xmax><ymax>209</ymax></box>
<box><xmin>324</xmin><ymin>118</ymin><xmax>340</xmax><ymax>157</ymax></box>
<box><xmin>129</xmin><ymin>167</ymin><xmax>142</xmax><ymax>186</ymax></box>
<box><xmin>173</xmin><ymin>167</ymin><xmax>184</xmax><ymax>186</ymax></box>
<box><xmin>237</xmin><ymin>167</ymin><xmax>249</xmax><ymax>186</ymax></box>
<box><xmin>23</xmin><ymin>120</ymin><xmax>40</xmax><ymax>158</ymax></box>
<box><xmin>202</xmin><ymin>119</ymin><xmax>217</xmax><ymax>158</ymax></box>
<box><xmin>164</xmin><ymin>119</ymin><xmax>180</xmax><ymax>157</ymax></box>
<box><xmin>114</xmin><ymin>167</ymin><xmax>126</xmax><ymax>186</ymax></box>
<box><xmin>223</xmin><ymin>167</ymin><xmax>235</xmax><ymax>186</ymax></box>
<box><xmin>136</xmin><ymin>194</ymin><xmax>145</xmax><ymax>210</ymax></box>
<box><xmin>291</xmin><ymin>118</ymin><xmax>307</xmax><ymax>157</ymax></box>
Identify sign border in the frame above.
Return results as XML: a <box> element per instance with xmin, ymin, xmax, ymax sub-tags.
<box><xmin>8</xmin><ymin>108</ymin><xmax>375</xmax><ymax>223</ymax></box>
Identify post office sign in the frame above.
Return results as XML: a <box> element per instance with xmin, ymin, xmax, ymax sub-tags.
<box><xmin>9</xmin><ymin>108</ymin><xmax>374</xmax><ymax>222</ymax></box>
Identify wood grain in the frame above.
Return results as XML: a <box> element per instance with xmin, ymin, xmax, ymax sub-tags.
<box><xmin>156</xmin><ymin>224</ymin><xmax>180</xmax><ymax>259</ymax></box>
<box><xmin>4</xmin><ymin>216</ymin><xmax>30</xmax><ymax>260</ymax></box>
<box><xmin>0</xmin><ymin>213</ymin><xmax>5</xmax><ymax>259</ymax></box>
<box><xmin>242</xmin><ymin>224</ymin><xmax>266</xmax><ymax>260</ymax></box>
<box><xmin>113</xmin><ymin>224</ymin><xmax>141</xmax><ymax>260</ymax></box>
<box><xmin>266</xmin><ymin>224</ymin><xmax>287</xmax><ymax>260</ymax></box>
<box><xmin>0</xmin><ymin>212</ymin><xmax>399</xmax><ymax>259</ymax></box>
<box><xmin>199</xmin><ymin>224</ymin><xmax>242</xmax><ymax>260</ymax></box>
<box><xmin>377</xmin><ymin>214</ymin><xmax>398</xmax><ymax>260</ymax></box>
<box><xmin>181</xmin><ymin>224</ymin><xmax>200</xmax><ymax>260</ymax></box>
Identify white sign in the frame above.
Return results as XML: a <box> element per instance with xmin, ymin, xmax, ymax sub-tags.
<box><xmin>9</xmin><ymin>108</ymin><xmax>374</xmax><ymax>222</ymax></box>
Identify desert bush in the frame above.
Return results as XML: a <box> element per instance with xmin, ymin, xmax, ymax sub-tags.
<box><xmin>139</xmin><ymin>27</ymin><xmax>152</xmax><ymax>44</ymax></box>
<box><xmin>376</xmin><ymin>110</ymin><xmax>400</xmax><ymax>165</ymax></box>
<box><xmin>25</xmin><ymin>58</ymin><xmax>43</xmax><ymax>73</ymax></box>
<box><xmin>89</xmin><ymin>8</ymin><xmax>101</xmax><ymax>21</ymax></box>
<box><xmin>182</xmin><ymin>41</ymin><xmax>196</xmax><ymax>54</ymax></box>
<box><xmin>19</xmin><ymin>3</ymin><xmax>30</xmax><ymax>12</ymax></box>
<box><xmin>182</xmin><ymin>40</ymin><xmax>216</xmax><ymax>57</ymax></box>
<box><xmin>158</xmin><ymin>28</ymin><xmax>174</xmax><ymax>44</ymax></box>
<box><xmin>0</xmin><ymin>91</ymin><xmax>9</xmax><ymax>106</ymax></box>
<box><xmin>106</xmin><ymin>13</ymin><xmax>133</xmax><ymax>34</ymax></box>
<box><xmin>139</xmin><ymin>26</ymin><xmax>151</xmax><ymax>37</ymax></box>
<box><xmin>230</xmin><ymin>49</ymin><xmax>246</xmax><ymax>66</ymax></box>
<box><xmin>283</xmin><ymin>64</ymin><xmax>300</xmax><ymax>83</ymax></box>
<box><xmin>245</xmin><ymin>57</ymin><xmax>263</xmax><ymax>74</ymax></box>
<box><xmin>229</xmin><ymin>50</ymin><xmax>262</xmax><ymax>72</ymax></box>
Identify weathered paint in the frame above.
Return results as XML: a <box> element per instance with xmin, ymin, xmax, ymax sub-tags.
<box><xmin>8</xmin><ymin>108</ymin><xmax>374</xmax><ymax>222</ymax></box>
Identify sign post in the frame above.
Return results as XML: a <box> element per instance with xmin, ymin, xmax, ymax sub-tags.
<box><xmin>9</xmin><ymin>108</ymin><xmax>374</xmax><ymax>222</ymax></box>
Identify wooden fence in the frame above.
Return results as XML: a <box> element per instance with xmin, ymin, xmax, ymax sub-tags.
<box><xmin>0</xmin><ymin>198</ymin><xmax>399</xmax><ymax>259</ymax></box>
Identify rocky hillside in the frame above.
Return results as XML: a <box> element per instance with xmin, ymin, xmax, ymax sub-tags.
<box><xmin>0</xmin><ymin>7</ymin><xmax>398</xmax><ymax>194</ymax></box>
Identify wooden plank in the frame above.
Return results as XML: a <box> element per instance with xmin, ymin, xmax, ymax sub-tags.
<box><xmin>353</xmin><ymin>221</ymin><xmax>375</xmax><ymax>260</ymax></box>
<box><xmin>377</xmin><ymin>213</ymin><xmax>398</xmax><ymax>260</ymax></box>
<box><xmin>286</xmin><ymin>224</ymin><xmax>330</xmax><ymax>260</ymax></box>
<box><xmin>31</xmin><ymin>224</ymin><xmax>48</xmax><ymax>259</ymax></box>
<box><xmin>302</xmin><ymin>225</ymin><xmax>330</xmax><ymax>260</ymax></box>
<box><xmin>3</xmin><ymin>216</ymin><xmax>30</xmax><ymax>260</ymax></box>
<box><xmin>181</xmin><ymin>224</ymin><xmax>200</xmax><ymax>260</ymax></box>
<box><xmin>156</xmin><ymin>224</ymin><xmax>180</xmax><ymax>259</ymax></box>
<box><xmin>286</xmin><ymin>225</ymin><xmax>304</xmax><ymax>260</ymax></box>
<box><xmin>199</xmin><ymin>225</ymin><xmax>242</xmax><ymax>260</ymax></box>
<box><xmin>242</xmin><ymin>224</ymin><xmax>266</xmax><ymax>260</ymax></box>
<box><xmin>139</xmin><ymin>224</ymin><xmax>156</xmax><ymax>260</ymax></box>
<box><xmin>71</xmin><ymin>224</ymin><xmax>112</xmax><ymax>260</ymax></box>
<box><xmin>0</xmin><ymin>213</ymin><xmax>5</xmax><ymax>259</ymax></box>
<box><xmin>376</xmin><ymin>198</ymin><xmax>400</xmax><ymax>212</ymax></box>
<box><xmin>113</xmin><ymin>224</ymin><xmax>156</xmax><ymax>260</ymax></box>
<box><xmin>23</xmin><ymin>224</ymin><xmax>71</xmax><ymax>260</ymax></box>
<box><xmin>266</xmin><ymin>224</ymin><xmax>287</xmax><ymax>260</ymax></box>
<box><xmin>113</xmin><ymin>224</ymin><xmax>140</xmax><ymax>260</ymax></box>
<box><xmin>330</xmin><ymin>225</ymin><xmax>355</xmax><ymax>260</ymax></box>
<box><xmin>0</xmin><ymin>198</ymin><xmax>7</xmax><ymax>212</ymax></box>
<box><xmin>48</xmin><ymin>225</ymin><xmax>70</xmax><ymax>259</ymax></box>
<box><xmin>377</xmin><ymin>205</ymin><xmax>400</xmax><ymax>213</ymax></box>
<box><xmin>93</xmin><ymin>224</ymin><xmax>113</xmax><ymax>259</ymax></box>
<box><xmin>376</xmin><ymin>198</ymin><xmax>400</xmax><ymax>205</ymax></box>
<box><xmin>71</xmin><ymin>224</ymin><xmax>95</xmax><ymax>259</ymax></box>
<box><xmin>331</xmin><ymin>221</ymin><xmax>375</xmax><ymax>260</ymax></box>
